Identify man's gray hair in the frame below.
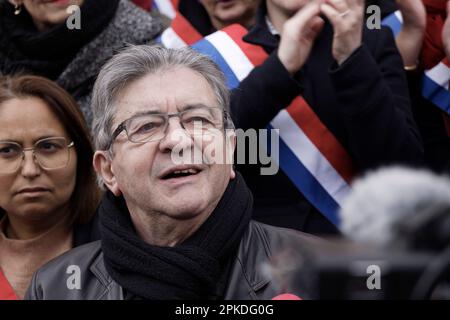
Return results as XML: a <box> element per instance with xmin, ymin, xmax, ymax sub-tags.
<box><xmin>91</xmin><ymin>44</ymin><xmax>231</xmax><ymax>151</ymax></box>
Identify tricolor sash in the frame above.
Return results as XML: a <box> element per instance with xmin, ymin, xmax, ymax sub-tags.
<box><xmin>382</xmin><ymin>11</ymin><xmax>450</xmax><ymax>115</ymax></box>
<box><xmin>0</xmin><ymin>269</ymin><xmax>17</xmax><ymax>300</ymax></box>
<box><xmin>150</xmin><ymin>0</ymin><xmax>179</xmax><ymax>19</ymax></box>
<box><xmin>190</xmin><ymin>25</ymin><xmax>357</xmax><ymax>226</ymax></box>
<box><xmin>158</xmin><ymin>12</ymin><xmax>203</xmax><ymax>48</ymax></box>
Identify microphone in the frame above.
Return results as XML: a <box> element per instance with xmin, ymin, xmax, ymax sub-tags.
<box><xmin>339</xmin><ymin>167</ymin><xmax>450</xmax><ymax>249</ymax></box>
<box><xmin>281</xmin><ymin>167</ymin><xmax>450</xmax><ymax>299</ymax></box>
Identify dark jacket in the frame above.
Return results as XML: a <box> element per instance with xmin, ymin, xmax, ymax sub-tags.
<box><xmin>0</xmin><ymin>0</ymin><xmax>163</xmax><ymax>126</ymax></box>
<box><xmin>407</xmin><ymin>71</ymin><xmax>450</xmax><ymax>173</ymax></box>
<box><xmin>231</xmin><ymin>4</ymin><xmax>424</xmax><ymax>234</ymax></box>
<box><xmin>177</xmin><ymin>0</ymin><xmax>216</xmax><ymax>36</ymax></box>
<box><xmin>25</xmin><ymin>221</ymin><xmax>320</xmax><ymax>300</ymax></box>
<box><xmin>56</xmin><ymin>0</ymin><xmax>162</xmax><ymax>125</ymax></box>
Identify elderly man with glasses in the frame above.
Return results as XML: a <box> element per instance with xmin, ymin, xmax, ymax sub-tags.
<box><xmin>25</xmin><ymin>45</ymin><xmax>323</xmax><ymax>300</ymax></box>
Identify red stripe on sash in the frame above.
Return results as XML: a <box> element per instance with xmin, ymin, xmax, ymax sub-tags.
<box><xmin>171</xmin><ymin>13</ymin><xmax>203</xmax><ymax>45</ymax></box>
<box><xmin>0</xmin><ymin>269</ymin><xmax>17</xmax><ymax>300</ymax></box>
<box><xmin>221</xmin><ymin>25</ymin><xmax>268</xmax><ymax>66</ymax></box>
<box><xmin>286</xmin><ymin>97</ymin><xmax>357</xmax><ymax>184</ymax></box>
<box><xmin>442</xmin><ymin>57</ymin><xmax>450</xmax><ymax>68</ymax></box>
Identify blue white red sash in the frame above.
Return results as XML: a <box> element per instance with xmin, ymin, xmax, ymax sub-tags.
<box><xmin>158</xmin><ymin>12</ymin><xmax>203</xmax><ymax>48</ymax></box>
<box><xmin>382</xmin><ymin>11</ymin><xmax>450</xmax><ymax>115</ymax></box>
<box><xmin>191</xmin><ymin>25</ymin><xmax>357</xmax><ymax>226</ymax></box>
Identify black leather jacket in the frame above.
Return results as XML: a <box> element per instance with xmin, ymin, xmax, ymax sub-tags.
<box><xmin>26</xmin><ymin>221</ymin><xmax>321</xmax><ymax>300</ymax></box>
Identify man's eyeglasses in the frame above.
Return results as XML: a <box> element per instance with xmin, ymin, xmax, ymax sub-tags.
<box><xmin>0</xmin><ymin>137</ymin><xmax>75</xmax><ymax>175</ymax></box>
<box><xmin>108</xmin><ymin>106</ymin><xmax>229</xmax><ymax>148</ymax></box>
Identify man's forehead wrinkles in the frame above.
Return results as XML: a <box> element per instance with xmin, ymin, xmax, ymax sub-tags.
<box><xmin>117</xmin><ymin>98</ymin><xmax>213</xmax><ymax>113</ymax></box>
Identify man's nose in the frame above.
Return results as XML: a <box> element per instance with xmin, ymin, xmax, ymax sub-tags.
<box><xmin>20</xmin><ymin>150</ymin><xmax>41</xmax><ymax>178</ymax></box>
<box><xmin>158</xmin><ymin>117</ymin><xmax>193</xmax><ymax>153</ymax></box>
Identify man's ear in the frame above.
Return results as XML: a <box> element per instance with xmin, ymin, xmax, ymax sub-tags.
<box><xmin>226</xmin><ymin>130</ymin><xmax>237</xmax><ymax>179</ymax></box>
<box><xmin>230</xmin><ymin>164</ymin><xmax>236</xmax><ymax>180</ymax></box>
<box><xmin>8</xmin><ymin>0</ymin><xmax>21</xmax><ymax>5</ymax></box>
<box><xmin>93</xmin><ymin>151</ymin><xmax>122</xmax><ymax>196</ymax></box>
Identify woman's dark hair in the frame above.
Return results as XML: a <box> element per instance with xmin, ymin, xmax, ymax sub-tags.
<box><xmin>0</xmin><ymin>75</ymin><xmax>100</xmax><ymax>224</ymax></box>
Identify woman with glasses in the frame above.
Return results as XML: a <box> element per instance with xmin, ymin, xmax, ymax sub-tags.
<box><xmin>0</xmin><ymin>75</ymin><xmax>100</xmax><ymax>300</ymax></box>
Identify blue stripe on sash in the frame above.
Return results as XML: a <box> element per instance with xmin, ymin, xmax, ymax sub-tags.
<box><xmin>382</xmin><ymin>12</ymin><xmax>402</xmax><ymax>37</ymax></box>
<box><xmin>267</xmin><ymin>126</ymin><xmax>341</xmax><ymax>226</ymax></box>
<box><xmin>422</xmin><ymin>76</ymin><xmax>450</xmax><ymax>114</ymax></box>
<box><xmin>191</xmin><ymin>40</ymin><xmax>240</xmax><ymax>89</ymax></box>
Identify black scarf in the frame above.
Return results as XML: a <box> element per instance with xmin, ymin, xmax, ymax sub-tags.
<box><xmin>99</xmin><ymin>172</ymin><xmax>253</xmax><ymax>300</ymax></box>
<box><xmin>0</xmin><ymin>0</ymin><xmax>119</xmax><ymax>80</ymax></box>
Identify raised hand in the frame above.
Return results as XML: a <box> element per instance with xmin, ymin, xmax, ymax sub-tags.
<box><xmin>396</xmin><ymin>0</ymin><xmax>427</xmax><ymax>31</ymax></box>
<box><xmin>395</xmin><ymin>0</ymin><xmax>427</xmax><ymax>67</ymax></box>
<box><xmin>320</xmin><ymin>0</ymin><xmax>365</xmax><ymax>65</ymax></box>
<box><xmin>277</xmin><ymin>1</ymin><xmax>325</xmax><ymax>74</ymax></box>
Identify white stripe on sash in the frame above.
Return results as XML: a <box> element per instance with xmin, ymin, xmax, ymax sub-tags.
<box><xmin>160</xmin><ymin>27</ymin><xmax>187</xmax><ymax>49</ymax></box>
<box><xmin>426</xmin><ymin>62</ymin><xmax>450</xmax><ymax>90</ymax></box>
<box><xmin>205</xmin><ymin>31</ymin><xmax>255</xmax><ymax>81</ymax></box>
<box><xmin>271</xmin><ymin>110</ymin><xmax>351</xmax><ymax>206</ymax></box>
<box><xmin>395</xmin><ymin>10</ymin><xmax>403</xmax><ymax>23</ymax></box>
<box><xmin>153</xmin><ymin>0</ymin><xmax>176</xmax><ymax>19</ymax></box>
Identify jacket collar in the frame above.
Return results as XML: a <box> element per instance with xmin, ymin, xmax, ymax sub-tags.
<box><xmin>224</xmin><ymin>221</ymin><xmax>273</xmax><ymax>300</ymax></box>
<box><xmin>243</xmin><ymin>2</ymin><xmax>280</xmax><ymax>52</ymax></box>
<box><xmin>239</xmin><ymin>222</ymin><xmax>272</xmax><ymax>293</ymax></box>
<box><xmin>90</xmin><ymin>250</ymin><xmax>124</xmax><ymax>300</ymax></box>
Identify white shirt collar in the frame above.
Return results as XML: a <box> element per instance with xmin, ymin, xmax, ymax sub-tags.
<box><xmin>265</xmin><ymin>15</ymin><xmax>279</xmax><ymax>36</ymax></box>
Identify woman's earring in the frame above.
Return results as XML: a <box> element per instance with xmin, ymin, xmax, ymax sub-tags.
<box><xmin>14</xmin><ymin>4</ymin><xmax>22</xmax><ymax>15</ymax></box>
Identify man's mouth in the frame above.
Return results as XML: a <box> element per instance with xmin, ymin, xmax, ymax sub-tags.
<box><xmin>159</xmin><ymin>166</ymin><xmax>203</xmax><ymax>181</ymax></box>
<box><xmin>162</xmin><ymin>168</ymin><xmax>200</xmax><ymax>180</ymax></box>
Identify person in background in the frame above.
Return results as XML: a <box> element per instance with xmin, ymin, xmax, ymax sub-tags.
<box><xmin>228</xmin><ymin>0</ymin><xmax>423</xmax><ymax>234</ymax></box>
<box><xmin>0</xmin><ymin>75</ymin><xmax>100</xmax><ymax>300</ymax></box>
<box><xmin>195</xmin><ymin>0</ymin><xmax>261</xmax><ymax>33</ymax></box>
<box><xmin>158</xmin><ymin>0</ymin><xmax>261</xmax><ymax>47</ymax></box>
<box><xmin>388</xmin><ymin>0</ymin><xmax>450</xmax><ymax>173</ymax></box>
<box><xmin>0</xmin><ymin>0</ymin><xmax>163</xmax><ymax>125</ymax></box>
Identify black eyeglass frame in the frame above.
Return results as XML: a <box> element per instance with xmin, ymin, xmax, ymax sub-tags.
<box><xmin>106</xmin><ymin>106</ymin><xmax>233</xmax><ymax>150</ymax></box>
